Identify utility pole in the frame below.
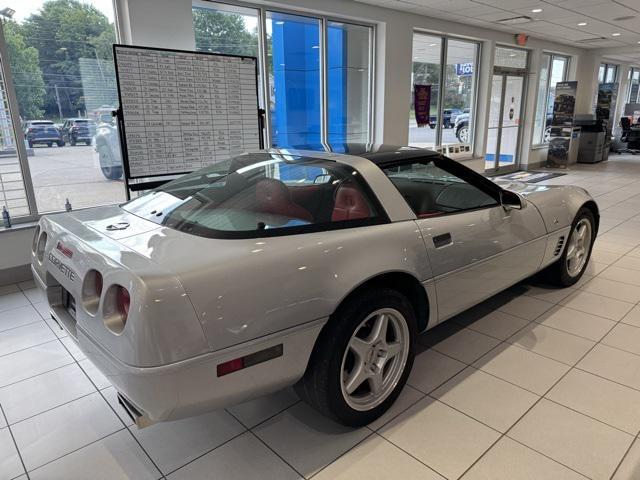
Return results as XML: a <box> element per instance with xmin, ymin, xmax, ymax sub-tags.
<box><xmin>54</xmin><ymin>84</ymin><xmax>63</xmax><ymax>120</ymax></box>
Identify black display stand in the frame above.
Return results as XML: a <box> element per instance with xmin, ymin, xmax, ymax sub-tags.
<box><xmin>112</xmin><ymin>44</ymin><xmax>265</xmax><ymax>199</ymax></box>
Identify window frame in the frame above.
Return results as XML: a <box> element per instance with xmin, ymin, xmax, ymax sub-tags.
<box><xmin>123</xmin><ymin>156</ymin><xmax>390</xmax><ymax>239</ymax></box>
<box><xmin>627</xmin><ymin>67</ymin><xmax>640</xmax><ymax>104</ymax></box>
<box><xmin>193</xmin><ymin>0</ymin><xmax>376</xmax><ymax>149</ymax></box>
<box><xmin>408</xmin><ymin>31</ymin><xmax>481</xmax><ymax>154</ymax></box>
<box><xmin>380</xmin><ymin>154</ymin><xmax>503</xmax><ymax>217</ymax></box>
<box><xmin>533</xmin><ymin>52</ymin><xmax>570</xmax><ymax>146</ymax></box>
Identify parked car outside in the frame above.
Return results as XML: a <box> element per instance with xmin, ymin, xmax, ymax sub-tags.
<box><xmin>428</xmin><ymin>108</ymin><xmax>463</xmax><ymax>129</ymax></box>
<box><xmin>61</xmin><ymin>118</ymin><xmax>97</xmax><ymax>146</ymax></box>
<box><xmin>454</xmin><ymin>110</ymin><xmax>555</xmax><ymax>144</ymax></box>
<box><xmin>32</xmin><ymin>144</ymin><xmax>598</xmax><ymax>428</ymax></box>
<box><xmin>24</xmin><ymin>120</ymin><xmax>64</xmax><ymax>148</ymax></box>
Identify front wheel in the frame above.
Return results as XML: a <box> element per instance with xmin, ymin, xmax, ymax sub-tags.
<box><xmin>295</xmin><ymin>288</ymin><xmax>416</xmax><ymax>426</ymax></box>
<box><xmin>546</xmin><ymin>207</ymin><xmax>596</xmax><ymax>287</ymax></box>
<box><xmin>456</xmin><ymin>126</ymin><xmax>469</xmax><ymax>144</ymax></box>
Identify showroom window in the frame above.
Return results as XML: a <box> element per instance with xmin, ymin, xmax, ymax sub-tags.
<box><xmin>408</xmin><ymin>33</ymin><xmax>479</xmax><ymax>150</ymax></box>
<box><xmin>0</xmin><ymin>0</ymin><xmax>124</xmax><ymax>221</ymax></box>
<box><xmin>627</xmin><ymin>68</ymin><xmax>640</xmax><ymax>103</ymax></box>
<box><xmin>192</xmin><ymin>1</ymin><xmax>374</xmax><ymax>149</ymax></box>
<box><xmin>533</xmin><ymin>53</ymin><xmax>569</xmax><ymax>145</ymax></box>
<box><xmin>599</xmin><ymin>63</ymin><xmax>618</xmax><ymax>84</ymax></box>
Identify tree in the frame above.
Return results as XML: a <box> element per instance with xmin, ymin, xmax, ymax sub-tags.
<box><xmin>21</xmin><ymin>0</ymin><xmax>115</xmax><ymax>118</ymax></box>
<box><xmin>193</xmin><ymin>7</ymin><xmax>258</xmax><ymax>57</ymax></box>
<box><xmin>4</xmin><ymin>21</ymin><xmax>45</xmax><ymax>120</ymax></box>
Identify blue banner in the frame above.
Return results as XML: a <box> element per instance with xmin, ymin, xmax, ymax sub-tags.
<box><xmin>456</xmin><ymin>63</ymin><xmax>474</xmax><ymax>76</ymax></box>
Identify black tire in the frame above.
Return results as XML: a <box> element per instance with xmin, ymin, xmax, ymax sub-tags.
<box><xmin>70</xmin><ymin>138</ymin><xmax>76</xmax><ymax>146</ymax></box>
<box><xmin>57</xmin><ymin>141</ymin><xmax>65</xmax><ymax>147</ymax></box>
<box><xmin>545</xmin><ymin>207</ymin><xmax>596</xmax><ymax>287</ymax></box>
<box><xmin>47</xmin><ymin>142</ymin><xmax>53</xmax><ymax>147</ymax></box>
<box><xmin>295</xmin><ymin>288</ymin><xmax>416</xmax><ymax>427</ymax></box>
<box><xmin>28</xmin><ymin>141</ymin><xmax>33</xmax><ymax>148</ymax></box>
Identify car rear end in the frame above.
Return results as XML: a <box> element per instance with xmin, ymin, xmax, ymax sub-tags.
<box><xmin>26</xmin><ymin>122</ymin><xmax>62</xmax><ymax>146</ymax></box>
<box><xmin>70</xmin><ymin>120</ymin><xmax>96</xmax><ymax>145</ymax></box>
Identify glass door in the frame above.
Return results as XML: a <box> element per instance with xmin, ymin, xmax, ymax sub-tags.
<box><xmin>485</xmin><ymin>70</ymin><xmax>526</xmax><ymax>173</ymax></box>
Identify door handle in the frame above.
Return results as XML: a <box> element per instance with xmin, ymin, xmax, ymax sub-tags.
<box><xmin>433</xmin><ymin>232</ymin><xmax>452</xmax><ymax>248</ymax></box>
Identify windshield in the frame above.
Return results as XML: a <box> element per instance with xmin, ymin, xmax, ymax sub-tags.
<box><xmin>123</xmin><ymin>152</ymin><xmax>383</xmax><ymax>238</ymax></box>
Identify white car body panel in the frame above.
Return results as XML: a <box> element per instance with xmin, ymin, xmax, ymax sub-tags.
<box><xmin>30</xmin><ymin>146</ymin><xmax>598</xmax><ymax>426</ymax></box>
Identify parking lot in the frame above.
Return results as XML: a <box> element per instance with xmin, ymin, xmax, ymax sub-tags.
<box><xmin>27</xmin><ymin>144</ymin><xmax>126</xmax><ymax>213</ymax></box>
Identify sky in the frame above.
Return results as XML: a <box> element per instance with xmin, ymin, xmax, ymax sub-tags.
<box><xmin>5</xmin><ymin>0</ymin><xmax>114</xmax><ymax>23</ymax></box>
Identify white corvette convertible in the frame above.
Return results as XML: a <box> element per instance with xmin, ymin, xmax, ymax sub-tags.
<box><xmin>32</xmin><ymin>145</ymin><xmax>597</xmax><ymax>427</ymax></box>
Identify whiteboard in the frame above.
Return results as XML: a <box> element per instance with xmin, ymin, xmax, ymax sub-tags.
<box><xmin>113</xmin><ymin>45</ymin><xmax>261</xmax><ymax>179</ymax></box>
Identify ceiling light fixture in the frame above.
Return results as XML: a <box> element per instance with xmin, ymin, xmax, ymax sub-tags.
<box><xmin>612</xmin><ymin>32</ymin><xmax>621</xmax><ymax>36</ymax></box>
<box><xmin>577</xmin><ymin>22</ymin><xmax>587</xmax><ymax>26</ymax></box>
<box><xmin>531</xmin><ymin>8</ymin><xmax>542</xmax><ymax>13</ymax></box>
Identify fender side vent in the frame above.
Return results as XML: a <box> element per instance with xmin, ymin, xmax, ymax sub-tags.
<box><xmin>554</xmin><ymin>236</ymin><xmax>565</xmax><ymax>256</ymax></box>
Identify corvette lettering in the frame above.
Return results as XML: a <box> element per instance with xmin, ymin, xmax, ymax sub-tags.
<box><xmin>48</xmin><ymin>252</ymin><xmax>76</xmax><ymax>282</ymax></box>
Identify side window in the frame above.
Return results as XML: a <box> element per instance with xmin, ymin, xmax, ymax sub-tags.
<box><xmin>382</xmin><ymin>161</ymin><xmax>498</xmax><ymax>218</ymax></box>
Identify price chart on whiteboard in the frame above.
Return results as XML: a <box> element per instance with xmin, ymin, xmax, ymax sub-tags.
<box><xmin>113</xmin><ymin>45</ymin><xmax>261</xmax><ymax>180</ymax></box>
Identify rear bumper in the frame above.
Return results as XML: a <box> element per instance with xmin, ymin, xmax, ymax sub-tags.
<box><xmin>34</xmin><ymin>264</ymin><xmax>323</xmax><ymax>427</ymax></box>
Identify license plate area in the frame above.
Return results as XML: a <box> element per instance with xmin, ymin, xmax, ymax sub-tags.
<box><xmin>63</xmin><ymin>288</ymin><xmax>76</xmax><ymax>320</ymax></box>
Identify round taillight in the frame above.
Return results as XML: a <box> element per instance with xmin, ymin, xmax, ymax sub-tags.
<box><xmin>117</xmin><ymin>286</ymin><xmax>130</xmax><ymax>318</ymax></box>
<box><xmin>32</xmin><ymin>226</ymin><xmax>40</xmax><ymax>253</ymax></box>
<box><xmin>82</xmin><ymin>270</ymin><xmax>104</xmax><ymax>315</ymax></box>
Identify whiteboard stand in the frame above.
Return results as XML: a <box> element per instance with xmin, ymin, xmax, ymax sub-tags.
<box><xmin>112</xmin><ymin>44</ymin><xmax>264</xmax><ymax>200</ymax></box>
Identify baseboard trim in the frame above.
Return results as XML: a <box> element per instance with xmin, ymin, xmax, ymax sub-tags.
<box><xmin>0</xmin><ymin>264</ymin><xmax>32</xmax><ymax>287</ymax></box>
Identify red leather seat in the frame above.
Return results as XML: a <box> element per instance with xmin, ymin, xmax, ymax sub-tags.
<box><xmin>255</xmin><ymin>179</ymin><xmax>313</xmax><ymax>222</ymax></box>
<box><xmin>332</xmin><ymin>183</ymin><xmax>371</xmax><ymax>221</ymax></box>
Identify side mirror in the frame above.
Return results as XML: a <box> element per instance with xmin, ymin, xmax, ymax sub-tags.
<box><xmin>501</xmin><ymin>190</ymin><xmax>526</xmax><ymax>211</ymax></box>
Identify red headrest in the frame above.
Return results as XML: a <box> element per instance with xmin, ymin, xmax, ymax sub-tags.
<box><xmin>332</xmin><ymin>183</ymin><xmax>371</xmax><ymax>222</ymax></box>
<box><xmin>255</xmin><ymin>178</ymin><xmax>313</xmax><ymax>222</ymax></box>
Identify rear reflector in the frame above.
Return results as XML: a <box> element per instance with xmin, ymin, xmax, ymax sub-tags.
<box><xmin>216</xmin><ymin>344</ymin><xmax>283</xmax><ymax>377</ymax></box>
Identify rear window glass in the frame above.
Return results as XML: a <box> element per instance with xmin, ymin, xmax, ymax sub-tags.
<box><xmin>31</xmin><ymin>121</ymin><xmax>53</xmax><ymax>125</ymax></box>
<box><xmin>123</xmin><ymin>153</ymin><xmax>384</xmax><ymax>238</ymax></box>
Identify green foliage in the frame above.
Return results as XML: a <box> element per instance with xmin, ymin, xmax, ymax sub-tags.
<box><xmin>4</xmin><ymin>20</ymin><xmax>46</xmax><ymax>119</ymax></box>
<box><xmin>193</xmin><ymin>7</ymin><xmax>258</xmax><ymax>57</ymax></box>
<box><xmin>20</xmin><ymin>0</ymin><xmax>115</xmax><ymax>118</ymax></box>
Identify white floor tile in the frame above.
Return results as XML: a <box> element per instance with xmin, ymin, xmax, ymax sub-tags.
<box><xmin>313</xmin><ymin>434</ymin><xmax>444</xmax><ymax>480</ymax></box>
<box><xmin>0</xmin><ymin>292</ymin><xmax>29</xmax><ymax>314</ymax></box>
<box><xmin>59</xmin><ymin>336</ymin><xmax>85</xmax><ymax>361</ymax></box>
<box><xmin>29</xmin><ymin>430</ymin><xmax>160</xmax><ymax>480</ymax></box>
<box><xmin>580</xmin><ymin>277</ymin><xmax>640</xmax><ymax>303</ymax></box>
<box><xmin>602</xmin><ymin>323</ymin><xmax>640</xmax><ymax>356</ymax></box>
<box><xmin>578</xmin><ymin>344</ymin><xmax>640</xmax><ymax>390</ymax></box>
<box><xmin>227</xmin><ymin>388</ymin><xmax>299</xmax><ymax>429</ymax></box>
<box><xmin>101</xmin><ymin>387</ymin><xmax>133</xmax><ymax>427</ymax></box>
<box><xmin>380</xmin><ymin>396</ymin><xmax>500</xmax><ymax>480</ymax></box>
<box><xmin>20</xmin><ymin>288</ymin><xmax>45</xmax><ymax>305</ymax></box>
<box><xmin>599</xmin><ymin>265</ymin><xmax>640</xmax><ymax>287</ymax></box>
<box><xmin>547</xmin><ymin>369</ymin><xmax>640</xmax><ymax>435</ymax></box>
<box><xmin>432</xmin><ymin>367</ymin><xmax>539</xmax><ymax>433</ymax></box>
<box><xmin>130</xmin><ymin>409</ymin><xmax>245</xmax><ymax>474</ymax></box>
<box><xmin>507</xmin><ymin>323</ymin><xmax>594</xmax><ymax>365</ymax></box>
<box><xmin>407</xmin><ymin>348</ymin><xmax>466</xmax><ymax>393</ymax></box>
<box><xmin>253</xmin><ymin>402</ymin><xmax>370</xmax><ymax>478</ymax></box>
<box><xmin>0</xmin><ymin>305</ymin><xmax>41</xmax><ymax>333</ymax></box>
<box><xmin>167</xmin><ymin>432</ymin><xmax>300</xmax><ymax>480</ymax></box>
<box><xmin>78</xmin><ymin>358</ymin><xmax>111</xmax><ymax>389</ymax></box>
<box><xmin>367</xmin><ymin>385</ymin><xmax>424</xmax><ymax>431</ymax></box>
<box><xmin>462</xmin><ymin>436</ymin><xmax>587</xmax><ymax>480</ymax></box>
<box><xmin>560</xmin><ymin>290</ymin><xmax>635</xmax><ymax>321</ymax></box>
<box><xmin>11</xmin><ymin>392</ymin><xmax>122</xmax><ymax>471</ymax></box>
<box><xmin>535</xmin><ymin>306</ymin><xmax>616</xmax><ymax>341</ymax></box>
<box><xmin>496</xmin><ymin>295</ymin><xmax>555</xmax><ymax>321</ymax></box>
<box><xmin>621</xmin><ymin>304</ymin><xmax>640</xmax><ymax>328</ymax></box>
<box><xmin>473</xmin><ymin>344</ymin><xmax>570</xmax><ymax>395</ymax></box>
<box><xmin>429</xmin><ymin>328</ymin><xmax>501</xmax><ymax>364</ymax></box>
<box><xmin>612</xmin><ymin>438</ymin><xmax>640</xmax><ymax>480</ymax></box>
<box><xmin>0</xmin><ymin>363</ymin><xmax>95</xmax><ymax>425</ymax></box>
<box><xmin>0</xmin><ymin>341</ymin><xmax>72</xmax><ymax>388</ymax></box>
<box><xmin>0</xmin><ymin>285</ymin><xmax>19</xmax><ymax>296</ymax></box>
<box><xmin>0</xmin><ymin>427</ymin><xmax>24</xmax><ymax>480</ymax></box>
<box><xmin>0</xmin><ymin>322</ymin><xmax>55</xmax><ymax>357</ymax></box>
<box><xmin>461</xmin><ymin>310</ymin><xmax>529</xmax><ymax>341</ymax></box>
<box><xmin>509</xmin><ymin>399</ymin><xmax>633</xmax><ymax>480</ymax></box>
<box><xmin>614</xmin><ymin>254</ymin><xmax>640</xmax><ymax>271</ymax></box>
<box><xmin>521</xmin><ymin>284</ymin><xmax>576</xmax><ymax>305</ymax></box>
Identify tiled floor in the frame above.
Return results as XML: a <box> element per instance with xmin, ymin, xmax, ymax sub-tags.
<box><xmin>3</xmin><ymin>155</ymin><xmax>640</xmax><ymax>479</ymax></box>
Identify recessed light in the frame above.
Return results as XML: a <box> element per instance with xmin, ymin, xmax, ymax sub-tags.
<box><xmin>612</xmin><ymin>32</ymin><xmax>621</xmax><ymax>36</ymax></box>
<box><xmin>577</xmin><ymin>22</ymin><xmax>587</xmax><ymax>26</ymax></box>
<box><xmin>531</xmin><ymin>8</ymin><xmax>542</xmax><ymax>13</ymax></box>
<box><xmin>429</xmin><ymin>43</ymin><xmax>437</xmax><ymax>47</ymax></box>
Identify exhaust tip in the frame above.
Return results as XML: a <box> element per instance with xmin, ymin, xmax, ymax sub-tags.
<box><xmin>117</xmin><ymin>392</ymin><xmax>154</xmax><ymax>429</ymax></box>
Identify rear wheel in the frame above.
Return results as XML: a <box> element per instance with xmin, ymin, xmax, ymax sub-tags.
<box><xmin>546</xmin><ymin>207</ymin><xmax>596</xmax><ymax>286</ymax></box>
<box><xmin>295</xmin><ymin>288</ymin><xmax>416</xmax><ymax>426</ymax></box>
<box><xmin>57</xmin><ymin>140</ymin><xmax>65</xmax><ymax>147</ymax></box>
<box><xmin>456</xmin><ymin>126</ymin><xmax>469</xmax><ymax>143</ymax></box>
<box><xmin>98</xmin><ymin>145</ymin><xmax>122</xmax><ymax>180</ymax></box>
<box><xmin>47</xmin><ymin>142</ymin><xmax>53</xmax><ymax>147</ymax></box>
